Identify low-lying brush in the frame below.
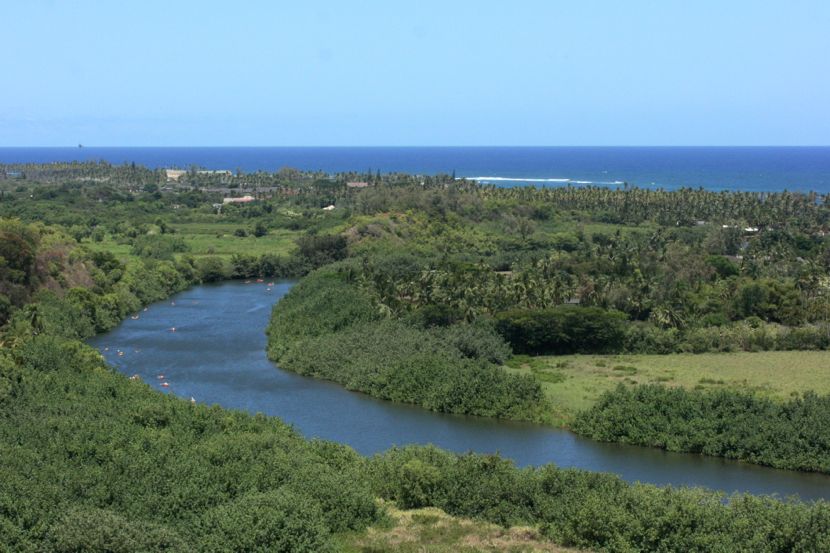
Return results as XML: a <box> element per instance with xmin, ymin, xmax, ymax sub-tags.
<box><xmin>573</xmin><ymin>384</ymin><xmax>830</xmax><ymax>472</ymax></box>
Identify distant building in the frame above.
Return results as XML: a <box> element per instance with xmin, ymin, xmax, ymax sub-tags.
<box><xmin>346</xmin><ymin>181</ymin><xmax>369</xmax><ymax>188</ymax></box>
<box><xmin>2</xmin><ymin>170</ymin><xmax>24</xmax><ymax>179</ymax></box>
<box><xmin>222</xmin><ymin>195</ymin><xmax>255</xmax><ymax>204</ymax></box>
<box><xmin>197</xmin><ymin>170</ymin><xmax>232</xmax><ymax>176</ymax></box>
<box><xmin>167</xmin><ymin>168</ymin><xmax>232</xmax><ymax>182</ymax></box>
<box><xmin>322</xmin><ymin>205</ymin><xmax>336</xmax><ymax>211</ymax></box>
<box><xmin>166</xmin><ymin>169</ymin><xmax>187</xmax><ymax>181</ymax></box>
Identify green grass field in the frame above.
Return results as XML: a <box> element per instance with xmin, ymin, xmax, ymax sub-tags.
<box><xmin>86</xmin><ymin>239</ymin><xmax>135</xmax><ymax>259</ymax></box>
<box><xmin>86</xmin><ymin>222</ymin><xmax>301</xmax><ymax>261</ymax></box>
<box><xmin>170</xmin><ymin>222</ymin><xmax>299</xmax><ymax>258</ymax></box>
<box><xmin>505</xmin><ymin>351</ymin><xmax>830</xmax><ymax>424</ymax></box>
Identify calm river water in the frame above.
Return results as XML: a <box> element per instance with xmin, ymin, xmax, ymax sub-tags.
<box><xmin>89</xmin><ymin>281</ymin><xmax>830</xmax><ymax>501</ymax></box>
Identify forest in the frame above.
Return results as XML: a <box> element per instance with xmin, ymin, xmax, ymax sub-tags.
<box><xmin>2</xmin><ymin>161</ymin><xmax>830</xmax><ymax>550</ymax></box>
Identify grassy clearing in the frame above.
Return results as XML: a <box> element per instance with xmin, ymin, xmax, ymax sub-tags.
<box><xmin>85</xmin><ymin>223</ymin><xmax>301</xmax><ymax>261</ymax></box>
<box><xmin>85</xmin><ymin>238</ymin><xmax>135</xmax><ymax>259</ymax></box>
<box><xmin>339</xmin><ymin>503</ymin><xmax>582</xmax><ymax>553</ymax></box>
<box><xmin>505</xmin><ymin>351</ymin><xmax>830</xmax><ymax>425</ymax></box>
<box><xmin>170</xmin><ymin>222</ymin><xmax>299</xmax><ymax>258</ymax></box>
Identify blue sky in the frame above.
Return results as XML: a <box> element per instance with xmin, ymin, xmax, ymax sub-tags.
<box><xmin>1</xmin><ymin>0</ymin><xmax>828</xmax><ymax>146</ymax></box>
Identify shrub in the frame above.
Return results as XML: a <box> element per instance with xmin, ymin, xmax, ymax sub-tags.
<box><xmin>50</xmin><ymin>507</ymin><xmax>184</xmax><ymax>553</ymax></box>
<box><xmin>436</xmin><ymin>321</ymin><xmax>512</xmax><ymax>364</ymax></box>
<box><xmin>196</xmin><ymin>257</ymin><xmax>228</xmax><ymax>283</ymax></box>
<box><xmin>266</xmin><ymin>268</ymin><xmax>380</xmax><ymax>359</ymax></box>
<box><xmin>296</xmin><ymin>234</ymin><xmax>348</xmax><ymax>268</ymax></box>
<box><xmin>368</xmin><ymin>445</ymin><xmax>830</xmax><ymax>552</ymax></box>
<box><xmin>573</xmin><ymin>384</ymin><xmax>830</xmax><ymax>473</ymax></box>
<box><xmin>198</xmin><ymin>489</ymin><xmax>333</xmax><ymax>553</ymax></box>
<box><xmin>130</xmin><ymin>235</ymin><xmax>190</xmax><ymax>260</ymax></box>
<box><xmin>495</xmin><ymin>306</ymin><xmax>626</xmax><ymax>355</ymax></box>
<box><xmin>279</xmin><ymin>319</ymin><xmax>545</xmax><ymax>420</ymax></box>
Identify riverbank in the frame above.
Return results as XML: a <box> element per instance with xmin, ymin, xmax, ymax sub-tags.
<box><xmin>7</xmin><ymin>331</ymin><xmax>830</xmax><ymax>551</ymax></box>
<box><xmin>266</xmin><ymin>262</ymin><xmax>830</xmax><ymax>473</ymax></box>
<box><xmin>265</xmin><ymin>268</ymin><xmax>549</xmax><ymax>422</ymax></box>
<box><xmin>88</xmin><ymin>279</ymin><xmax>830</xmax><ymax>500</ymax></box>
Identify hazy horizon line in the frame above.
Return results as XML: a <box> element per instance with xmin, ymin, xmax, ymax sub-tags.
<box><xmin>2</xmin><ymin>145</ymin><xmax>829</xmax><ymax>149</ymax></box>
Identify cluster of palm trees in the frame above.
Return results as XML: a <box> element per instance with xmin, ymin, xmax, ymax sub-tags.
<box><xmin>472</xmin><ymin>184</ymin><xmax>830</xmax><ymax>230</ymax></box>
<box><xmin>354</xmin><ymin>218</ymin><xmax>829</xmax><ymax>330</ymax></box>
<box><xmin>1</xmin><ymin>161</ymin><xmax>158</xmax><ymax>185</ymax></box>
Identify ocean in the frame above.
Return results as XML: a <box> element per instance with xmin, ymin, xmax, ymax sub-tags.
<box><xmin>1</xmin><ymin>147</ymin><xmax>828</xmax><ymax>193</ymax></box>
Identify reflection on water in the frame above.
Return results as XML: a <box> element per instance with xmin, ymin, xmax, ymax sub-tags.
<box><xmin>89</xmin><ymin>281</ymin><xmax>830</xmax><ymax>501</ymax></box>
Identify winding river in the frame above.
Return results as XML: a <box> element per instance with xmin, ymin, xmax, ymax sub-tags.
<box><xmin>89</xmin><ymin>281</ymin><xmax>830</xmax><ymax>501</ymax></box>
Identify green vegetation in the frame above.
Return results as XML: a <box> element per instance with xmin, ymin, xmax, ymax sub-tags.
<box><xmin>341</xmin><ymin>502</ymin><xmax>579</xmax><ymax>552</ymax></box>
<box><xmin>0</xmin><ymin>218</ymin><xmax>377</xmax><ymax>552</ymax></box>
<box><xmin>365</xmin><ymin>446</ymin><xmax>830</xmax><ymax>552</ymax></box>
<box><xmin>267</xmin><ymin>268</ymin><xmax>547</xmax><ymax>421</ymax></box>
<box><xmin>504</xmin><ymin>351</ymin><xmax>830</xmax><ymax>419</ymax></box>
<box><xmin>494</xmin><ymin>306</ymin><xmax>626</xmax><ymax>355</ymax></box>
<box><xmin>2</xmin><ymin>333</ymin><xmax>379</xmax><ymax>552</ymax></box>
<box><xmin>5</xmin><ymin>162</ymin><xmax>830</xmax><ymax>550</ymax></box>
<box><xmin>574</xmin><ymin>385</ymin><xmax>830</xmax><ymax>472</ymax></box>
<box><xmin>10</xmin><ymin>334</ymin><xmax>830</xmax><ymax>551</ymax></box>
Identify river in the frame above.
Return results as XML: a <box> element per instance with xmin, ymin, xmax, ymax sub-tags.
<box><xmin>89</xmin><ymin>280</ymin><xmax>830</xmax><ymax>501</ymax></box>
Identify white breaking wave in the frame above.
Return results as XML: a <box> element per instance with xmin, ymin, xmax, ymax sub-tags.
<box><xmin>463</xmin><ymin>176</ymin><xmax>625</xmax><ymax>186</ymax></box>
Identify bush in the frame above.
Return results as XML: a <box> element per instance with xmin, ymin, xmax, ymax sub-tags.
<box><xmin>130</xmin><ymin>235</ymin><xmax>190</xmax><ymax>260</ymax></box>
<box><xmin>707</xmin><ymin>255</ymin><xmax>739</xmax><ymax>278</ymax></box>
<box><xmin>626</xmin><ymin>321</ymin><xmax>830</xmax><ymax>354</ymax></box>
<box><xmin>196</xmin><ymin>257</ymin><xmax>228</xmax><ymax>282</ymax></box>
<box><xmin>494</xmin><ymin>306</ymin><xmax>627</xmax><ymax>355</ymax></box>
<box><xmin>266</xmin><ymin>268</ymin><xmax>380</xmax><ymax>359</ymax></box>
<box><xmin>268</xmin><ymin>268</ymin><xmax>545</xmax><ymax>420</ymax></box>
<box><xmin>435</xmin><ymin>321</ymin><xmax>512</xmax><ymax>364</ymax></box>
<box><xmin>50</xmin><ymin>507</ymin><xmax>184</xmax><ymax>553</ymax></box>
<box><xmin>198</xmin><ymin>489</ymin><xmax>333</xmax><ymax>553</ymax></box>
<box><xmin>295</xmin><ymin>234</ymin><xmax>348</xmax><ymax>268</ymax></box>
<box><xmin>0</xmin><ymin>333</ymin><xmax>382</xmax><ymax>551</ymax></box>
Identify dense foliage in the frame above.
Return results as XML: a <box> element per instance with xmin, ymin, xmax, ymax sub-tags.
<box><xmin>369</xmin><ymin>445</ymin><xmax>830</xmax><ymax>552</ymax></box>
<box><xmin>0</xmin><ymin>337</ymin><xmax>378</xmax><ymax>552</ymax></box>
<box><xmin>4</xmin><ymin>161</ymin><xmax>829</xmax><ymax>356</ymax></box>
<box><xmin>494</xmin><ymin>306</ymin><xmax>627</xmax><ymax>354</ymax></box>
<box><xmin>0</xmin><ymin>221</ymin><xmax>198</xmax><ymax>335</ymax></box>
<box><xmin>267</xmin><ymin>267</ymin><xmax>547</xmax><ymax>420</ymax></box>
<box><xmin>573</xmin><ymin>385</ymin><xmax>830</xmax><ymax>473</ymax></box>
<box><xmin>0</xmin><ymin>222</ymin><xmax>379</xmax><ymax>552</ymax></box>
<box><xmin>6</xmin><ymin>335</ymin><xmax>830</xmax><ymax>552</ymax></box>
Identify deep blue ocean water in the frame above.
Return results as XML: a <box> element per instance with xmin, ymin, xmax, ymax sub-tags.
<box><xmin>1</xmin><ymin>147</ymin><xmax>829</xmax><ymax>193</ymax></box>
